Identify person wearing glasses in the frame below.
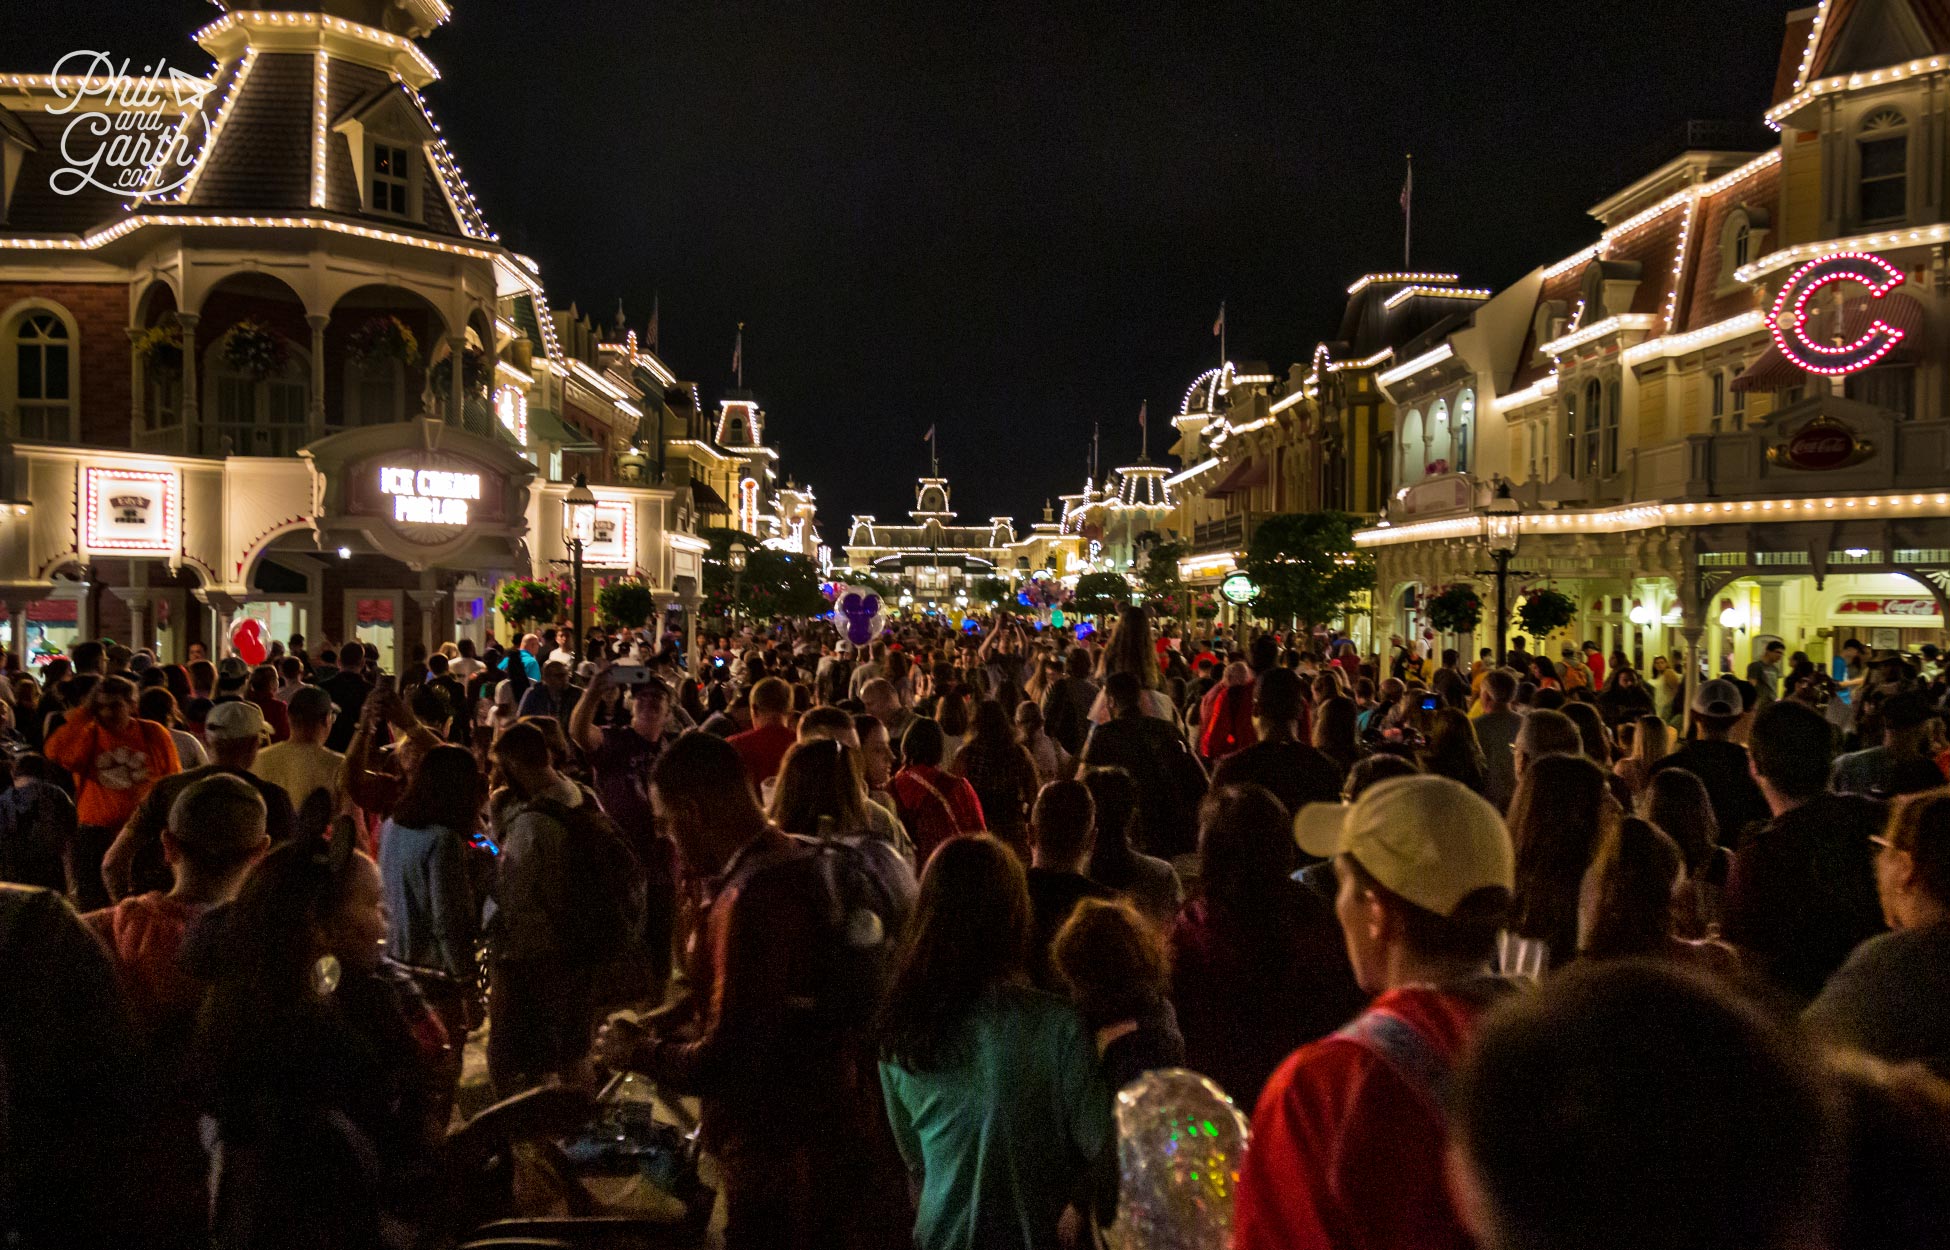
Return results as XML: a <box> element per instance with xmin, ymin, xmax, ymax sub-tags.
<box><xmin>1806</xmin><ymin>790</ymin><xmax>1950</xmax><ymax>1081</ymax></box>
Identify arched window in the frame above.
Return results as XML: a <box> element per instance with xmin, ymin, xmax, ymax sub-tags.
<box><xmin>206</xmin><ymin>335</ymin><xmax>309</xmax><ymax>456</ymax></box>
<box><xmin>7</xmin><ymin>307</ymin><xmax>75</xmax><ymax>441</ymax></box>
<box><xmin>1582</xmin><ymin>379</ymin><xmax>1603</xmax><ymax>479</ymax></box>
<box><xmin>1859</xmin><ymin>108</ymin><xmax>1908</xmax><ymax>225</ymax></box>
<box><xmin>1426</xmin><ymin>399</ymin><xmax>1451</xmax><ymax>469</ymax></box>
<box><xmin>1604</xmin><ymin>380</ymin><xmax>1621</xmax><ymax>476</ymax></box>
<box><xmin>1454</xmin><ymin>390</ymin><xmax>1475</xmax><ymax>473</ymax></box>
<box><xmin>1399</xmin><ymin>408</ymin><xmax>1423</xmax><ymax>481</ymax></box>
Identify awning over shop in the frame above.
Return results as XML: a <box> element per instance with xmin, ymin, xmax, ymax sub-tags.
<box><xmin>689</xmin><ymin>478</ymin><xmax>729</xmax><ymax>512</ymax></box>
<box><xmin>1208</xmin><ymin>458</ymin><xmax>1268</xmax><ymax>497</ymax></box>
<box><xmin>525</xmin><ymin>405</ymin><xmax>600</xmax><ymax>452</ymax></box>
<box><xmin>1734</xmin><ymin>292</ymin><xmax>1925</xmax><ymax>392</ymax></box>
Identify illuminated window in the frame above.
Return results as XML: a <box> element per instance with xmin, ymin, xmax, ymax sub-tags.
<box><xmin>9</xmin><ymin>309</ymin><xmax>73</xmax><ymax>441</ymax></box>
<box><xmin>1426</xmin><ymin>399</ymin><xmax>1451</xmax><ymax>468</ymax></box>
<box><xmin>370</xmin><ymin>142</ymin><xmax>410</xmax><ymax>217</ymax></box>
<box><xmin>1858</xmin><ymin>109</ymin><xmax>1908</xmax><ymax>225</ymax></box>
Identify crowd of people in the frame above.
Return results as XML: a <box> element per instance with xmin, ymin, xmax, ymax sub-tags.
<box><xmin>4</xmin><ymin>609</ymin><xmax>1950</xmax><ymax>1249</ymax></box>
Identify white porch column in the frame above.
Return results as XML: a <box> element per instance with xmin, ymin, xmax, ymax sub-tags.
<box><xmin>108</xmin><ymin>560</ymin><xmax>152</xmax><ymax>655</ymax></box>
<box><xmin>446</xmin><ymin>335</ymin><xmax>467</xmax><ymax>427</ymax></box>
<box><xmin>177</xmin><ymin>313</ymin><xmax>202</xmax><ymax>453</ymax></box>
<box><xmin>196</xmin><ymin>589</ymin><xmax>243</xmax><ymax>658</ymax></box>
<box><xmin>1681</xmin><ymin>624</ymin><xmax>1705</xmax><ymax>736</ymax></box>
<box><xmin>306</xmin><ymin>313</ymin><xmax>330</xmax><ymax>442</ymax></box>
<box><xmin>409</xmin><ymin>585</ymin><xmax>447</xmax><ymax>658</ymax></box>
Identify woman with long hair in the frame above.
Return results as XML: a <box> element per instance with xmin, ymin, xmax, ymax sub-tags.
<box><xmin>1597</xmin><ymin>664</ymin><xmax>1655</xmax><ymax>729</ymax></box>
<box><xmin>1311</xmin><ymin>694</ymin><xmax>1362</xmax><ymax>777</ymax></box>
<box><xmin>378</xmin><ymin>744</ymin><xmax>485</xmax><ymax>1118</ymax></box>
<box><xmin>1639</xmin><ymin>767</ymin><xmax>1730</xmax><ymax>938</ymax></box>
<box><xmin>1649</xmin><ymin>653</ymin><xmax>1685</xmax><ymax>727</ymax></box>
<box><xmin>1614</xmin><ymin>713</ymin><xmax>1672</xmax><ymax>797</ymax></box>
<box><xmin>770</xmin><ymin>737</ymin><xmax>913</xmax><ymax>859</ymax></box>
<box><xmin>1053</xmin><ymin>897</ymin><xmax>1183</xmax><ymax>1091</ymax></box>
<box><xmin>1090</xmin><ymin>606</ymin><xmax>1174</xmax><ymax>723</ymax></box>
<box><xmin>951</xmin><ymin>698</ymin><xmax>1040</xmax><ymax>859</ymax></box>
<box><xmin>879</xmin><ymin>835</ymin><xmax>1110</xmax><ymax>1250</ymax></box>
<box><xmin>138</xmin><ymin>685</ymin><xmax>209</xmax><ymax>770</ymax></box>
<box><xmin>189</xmin><ymin>824</ymin><xmax>448</xmax><ymax>1247</ymax></box>
<box><xmin>1504</xmin><ymin>752</ymin><xmax>1616</xmax><ymax>974</ymax></box>
<box><xmin>1577</xmin><ymin>816</ymin><xmax>1738</xmax><ymax>974</ymax></box>
<box><xmin>1170</xmin><ymin>783</ymin><xmax>1363</xmax><ymax>1108</ymax></box>
<box><xmin>1419</xmin><ymin>706</ymin><xmax>1488</xmax><ymax>792</ymax></box>
<box><xmin>1080</xmin><ymin>765</ymin><xmax>1182</xmax><ymax>928</ymax></box>
<box><xmin>934</xmin><ymin>683</ymin><xmax>973</xmax><ymax>768</ymax></box>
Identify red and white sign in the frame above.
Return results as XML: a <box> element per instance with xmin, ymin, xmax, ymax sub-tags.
<box><xmin>1770</xmin><ymin>251</ymin><xmax>1908</xmax><ymax>376</ymax></box>
<box><xmin>82</xmin><ymin>466</ymin><xmax>178</xmax><ymax>554</ymax></box>
<box><xmin>1836</xmin><ymin>598</ymin><xmax>1939</xmax><ymax>618</ymax></box>
<box><xmin>567</xmin><ymin>498</ymin><xmax>633</xmax><ymax>567</ymax></box>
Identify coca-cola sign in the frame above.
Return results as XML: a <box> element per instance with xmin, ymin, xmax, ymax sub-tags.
<box><xmin>1837</xmin><ymin>598</ymin><xmax>1939</xmax><ymax>618</ymax></box>
<box><xmin>1769</xmin><ymin>415</ymin><xmax>1873</xmax><ymax>471</ymax></box>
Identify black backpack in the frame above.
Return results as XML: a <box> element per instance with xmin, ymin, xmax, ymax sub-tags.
<box><xmin>529</xmin><ymin>792</ymin><xmax>647</xmax><ymax>959</ymax></box>
<box><xmin>794</xmin><ymin>818</ymin><xmax>917</xmax><ymax>1026</ymax></box>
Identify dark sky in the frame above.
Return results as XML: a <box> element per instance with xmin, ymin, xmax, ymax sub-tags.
<box><xmin>26</xmin><ymin>1</ymin><xmax>1791</xmax><ymax>534</ymax></box>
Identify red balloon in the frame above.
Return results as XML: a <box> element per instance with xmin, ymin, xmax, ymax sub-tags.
<box><xmin>229</xmin><ymin>617</ymin><xmax>268</xmax><ymax>666</ymax></box>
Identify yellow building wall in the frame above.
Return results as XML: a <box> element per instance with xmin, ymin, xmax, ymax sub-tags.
<box><xmin>1780</xmin><ymin>132</ymin><xmax>1825</xmax><ymax>247</ymax></box>
<box><xmin>1638</xmin><ymin>371</ymin><xmax>1669</xmax><ymax>444</ymax></box>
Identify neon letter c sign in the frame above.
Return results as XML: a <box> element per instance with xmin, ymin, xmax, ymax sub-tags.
<box><xmin>1769</xmin><ymin>251</ymin><xmax>1908</xmax><ymax>376</ymax></box>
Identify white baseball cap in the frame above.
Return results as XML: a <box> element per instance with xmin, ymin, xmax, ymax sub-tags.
<box><xmin>203</xmin><ymin>699</ymin><xmax>267</xmax><ymax>744</ymax></box>
<box><xmin>1293</xmin><ymin>774</ymin><xmax>1514</xmax><ymax>917</ymax></box>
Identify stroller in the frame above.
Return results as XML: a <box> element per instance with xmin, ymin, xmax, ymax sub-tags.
<box><xmin>446</xmin><ymin>1073</ymin><xmax>716</xmax><ymax>1249</ymax></box>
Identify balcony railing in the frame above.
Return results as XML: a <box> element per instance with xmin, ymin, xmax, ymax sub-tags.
<box><xmin>1192</xmin><ymin>511</ymin><xmax>1268</xmax><ymax>554</ymax></box>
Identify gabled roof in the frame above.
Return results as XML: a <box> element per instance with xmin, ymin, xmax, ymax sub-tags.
<box><xmin>1800</xmin><ymin>0</ymin><xmax>1950</xmax><ymax>88</ymax></box>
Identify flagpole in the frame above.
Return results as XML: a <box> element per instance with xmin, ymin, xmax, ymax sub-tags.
<box><xmin>1139</xmin><ymin>400</ymin><xmax>1148</xmax><ymax>461</ymax></box>
<box><xmin>1403</xmin><ymin>153</ymin><xmax>1413</xmax><ymax>270</ymax></box>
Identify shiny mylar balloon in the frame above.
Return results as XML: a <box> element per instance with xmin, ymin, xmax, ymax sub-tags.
<box><xmin>1105</xmin><ymin>1068</ymin><xmax>1250</xmax><ymax>1250</ymax></box>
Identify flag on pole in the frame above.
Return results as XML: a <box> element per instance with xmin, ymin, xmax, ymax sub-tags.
<box><xmin>1400</xmin><ymin>159</ymin><xmax>1413</xmax><ymax>215</ymax></box>
<box><xmin>1138</xmin><ymin>400</ymin><xmax>1147</xmax><ymax>431</ymax></box>
<box><xmin>731</xmin><ymin>324</ymin><xmax>743</xmax><ymax>376</ymax></box>
<box><xmin>923</xmin><ymin>424</ymin><xmax>935</xmax><ymax>443</ymax></box>
<box><xmin>1212</xmin><ymin>303</ymin><xmax>1226</xmax><ymax>337</ymax></box>
<box><xmin>647</xmin><ymin>293</ymin><xmax>659</xmax><ymax>352</ymax></box>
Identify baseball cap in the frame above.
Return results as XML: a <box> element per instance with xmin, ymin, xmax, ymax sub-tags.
<box><xmin>203</xmin><ymin>699</ymin><xmax>266</xmax><ymax>743</ymax></box>
<box><xmin>1293</xmin><ymin>774</ymin><xmax>1514</xmax><ymax>918</ymax></box>
<box><xmin>1691</xmin><ymin>678</ymin><xmax>1743</xmax><ymax>718</ymax></box>
<box><xmin>218</xmin><ymin>656</ymin><xmax>251</xmax><ymax>681</ymax></box>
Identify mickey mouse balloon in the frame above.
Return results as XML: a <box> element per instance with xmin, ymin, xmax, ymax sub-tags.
<box><xmin>831</xmin><ymin>584</ymin><xmax>887</xmax><ymax>645</ymax></box>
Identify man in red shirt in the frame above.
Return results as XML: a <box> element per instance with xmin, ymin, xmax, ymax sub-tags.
<box><xmin>1234</xmin><ymin>774</ymin><xmax>1516</xmax><ymax>1250</ymax></box>
<box><xmin>728</xmin><ymin>676</ymin><xmax>797</xmax><ymax>788</ymax></box>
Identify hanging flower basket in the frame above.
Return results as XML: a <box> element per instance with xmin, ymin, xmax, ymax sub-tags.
<box><xmin>132</xmin><ymin>319</ymin><xmax>184</xmax><ymax>375</ymax></box>
<box><xmin>596</xmin><ymin>579</ymin><xmax>656</xmax><ymax>629</ymax></box>
<box><xmin>432</xmin><ymin>348</ymin><xmax>489</xmax><ymax>397</ymax></box>
<box><xmin>219</xmin><ymin>319</ymin><xmax>289</xmax><ymax>381</ymax></box>
<box><xmin>1426</xmin><ymin>583</ymin><xmax>1484</xmax><ymax>634</ymax></box>
<box><xmin>496</xmin><ymin>578</ymin><xmax>561</xmax><ymax>628</ymax></box>
<box><xmin>1516</xmin><ymin>587</ymin><xmax>1577</xmax><ymax>640</ymax></box>
<box><xmin>1192</xmin><ymin>591</ymin><xmax>1220</xmax><ymax>620</ymax></box>
<box><xmin>347</xmin><ymin>315</ymin><xmax>420</xmax><ymax>373</ymax></box>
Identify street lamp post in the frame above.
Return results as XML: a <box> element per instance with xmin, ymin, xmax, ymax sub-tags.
<box><xmin>1480</xmin><ymin>481</ymin><xmax>1522</xmax><ymax>666</ymax></box>
<box><xmin>728</xmin><ymin>538</ymin><xmax>749</xmax><ymax>629</ymax></box>
<box><xmin>565</xmin><ymin>472</ymin><xmax>597</xmax><ymax>660</ymax></box>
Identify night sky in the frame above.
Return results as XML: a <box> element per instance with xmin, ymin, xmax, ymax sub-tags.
<box><xmin>24</xmin><ymin>1</ymin><xmax>1790</xmax><ymax>534</ymax></box>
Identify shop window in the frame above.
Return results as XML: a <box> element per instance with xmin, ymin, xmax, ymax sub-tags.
<box><xmin>7</xmin><ymin>308</ymin><xmax>74</xmax><ymax>442</ymax></box>
<box><xmin>1453</xmin><ymin>389</ymin><xmax>1475</xmax><ymax>473</ymax></box>
<box><xmin>370</xmin><ymin>142</ymin><xmax>411</xmax><ymax>217</ymax></box>
<box><xmin>1846</xmin><ymin>364</ymin><xmax>1916</xmax><ymax>418</ymax></box>
<box><xmin>1858</xmin><ymin>108</ymin><xmax>1908</xmax><ymax>225</ymax></box>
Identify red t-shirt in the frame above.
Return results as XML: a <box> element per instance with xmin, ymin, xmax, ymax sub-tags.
<box><xmin>1233</xmin><ymin>987</ymin><xmax>1490</xmax><ymax>1250</ymax></box>
<box><xmin>728</xmin><ymin>722</ymin><xmax>798</xmax><ymax>787</ymax></box>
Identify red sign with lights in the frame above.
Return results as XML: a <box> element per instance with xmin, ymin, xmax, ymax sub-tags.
<box><xmin>1836</xmin><ymin>598</ymin><xmax>1937</xmax><ymax>617</ymax></box>
<box><xmin>1770</xmin><ymin>251</ymin><xmax>1908</xmax><ymax>376</ymax></box>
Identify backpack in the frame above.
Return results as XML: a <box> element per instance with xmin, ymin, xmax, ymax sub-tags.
<box><xmin>794</xmin><ymin>818</ymin><xmax>917</xmax><ymax>1025</ymax></box>
<box><xmin>528</xmin><ymin>792</ymin><xmax>647</xmax><ymax>959</ymax></box>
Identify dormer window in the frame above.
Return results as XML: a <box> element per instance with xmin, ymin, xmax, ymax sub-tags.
<box><xmin>1858</xmin><ymin>108</ymin><xmax>1908</xmax><ymax>225</ymax></box>
<box><xmin>370</xmin><ymin>142</ymin><xmax>411</xmax><ymax>216</ymax></box>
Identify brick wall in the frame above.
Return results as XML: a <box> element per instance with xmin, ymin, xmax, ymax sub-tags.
<box><xmin>0</xmin><ymin>280</ymin><xmax>133</xmax><ymax>447</ymax></box>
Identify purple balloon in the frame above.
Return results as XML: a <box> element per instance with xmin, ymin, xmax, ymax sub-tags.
<box><xmin>839</xmin><ymin>591</ymin><xmax>881</xmax><ymax>645</ymax></box>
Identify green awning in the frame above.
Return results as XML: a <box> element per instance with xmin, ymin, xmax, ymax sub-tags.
<box><xmin>526</xmin><ymin>404</ymin><xmax>599</xmax><ymax>452</ymax></box>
